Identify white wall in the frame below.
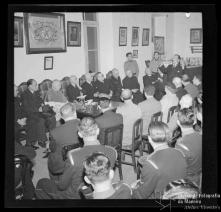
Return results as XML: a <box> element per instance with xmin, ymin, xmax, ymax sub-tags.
<box><xmin>14</xmin><ymin>12</ymin><xmax>86</xmax><ymax>85</ymax></box>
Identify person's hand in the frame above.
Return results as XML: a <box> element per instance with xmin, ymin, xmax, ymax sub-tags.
<box><xmin>17</xmin><ymin>118</ymin><xmax>26</xmax><ymax>126</ymax></box>
<box><xmin>132</xmin><ymin>89</ymin><xmax>138</xmax><ymax>93</ymax></box>
<box><xmin>131</xmin><ymin>180</ymin><xmax>141</xmax><ymax>189</ymax></box>
<box><xmin>39</xmin><ymin>106</ymin><xmax>43</xmax><ymax>112</ymax></box>
<box><xmin>94</xmin><ymin>92</ymin><xmax>99</xmax><ymax>97</ymax></box>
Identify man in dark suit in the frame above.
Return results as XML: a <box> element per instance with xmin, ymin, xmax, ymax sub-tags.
<box><xmin>20</xmin><ymin>79</ymin><xmax>49</xmax><ymax>149</ymax></box>
<box><xmin>66</xmin><ymin>75</ymin><xmax>82</xmax><ymax>103</ymax></box>
<box><xmin>35</xmin><ymin>117</ymin><xmax>117</xmax><ymax>199</ymax></box>
<box><xmin>172</xmin><ymin>77</ymin><xmax>188</xmax><ymax>100</ymax></box>
<box><xmin>133</xmin><ymin>121</ymin><xmax>187</xmax><ymax>199</ymax></box>
<box><xmin>95</xmin><ymin>97</ymin><xmax>123</xmax><ymax>144</ymax></box>
<box><xmin>48</xmin><ymin>103</ymin><xmax>81</xmax><ymax>178</ymax></box>
<box><xmin>81</xmin><ymin>73</ymin><xmax>95</xmax><ymax>101</ymax></box>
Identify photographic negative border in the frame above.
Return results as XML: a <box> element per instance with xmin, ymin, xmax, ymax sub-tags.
<box><xmin>14</xmin><ymin>16</ymin><xmax>23</xmax><ymax>47</ymax></box>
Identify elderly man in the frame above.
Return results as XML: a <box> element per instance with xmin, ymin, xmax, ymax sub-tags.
<box><xmin>95</xmin><ymin>97</ymin><xmax>123</xmax><ymax>144</ymax></box>
<box><xmin>160</xmin><ymin>82</ymin><xmax>179</xmax><ymax>123</ymax></box>
<box><xmin>116</xmin><ymin>89</ymin><xmax>142</xmax><ymax>147</ymax></box>
<box><xmin>138</xmin><ymin>85</ymin><xmax>161</xmax><ymax>135</ymax></box>
<box><xmin>124</xmin><ymin>52</ymin><xmax>139</xmax><ymax>77</ymax></box>
<box><xmin>48</xmin><ymin>103</ymin><xmax>81</xmax><ymax>178</ymax></box>
<box><xmin>109</xmin><ymin>68</ymin><xmax>123</xmax><ymax>103</ymax></box>
<box><xmin>182</xmin><ymin>74</ymin><xmax>199</xmax><ymax>99</ymax></box>
<box><xmin>66</xmin><ymin>75</ymin><xmax>82</xmax><ymax>103</ymax></box>
<box><xmin>122</xmin><ymin>69</ymin><xmax>144</xmax><ymax>104</ymax></box>
<box><xmin>35</xmin><ymin>117</ymin><xmax>117</xmax><ymax>199</ymax></box>
<box><xmin>45</xmin><ymin>80</ymin><xmax>67</xmax><ymax>103</ymax></box>
<box><xmin>172</xmin><ymin>77</ymin><xmax>188</xmax><ymax>100</ymax></box>
<box><xmin>81</xmin><ymin>73</ymin><xmax>95</xmax><ymax>101</ymax></box>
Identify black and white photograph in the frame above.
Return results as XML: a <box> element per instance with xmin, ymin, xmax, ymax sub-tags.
<box><xmin>6</xmin><ymin>4</ymin><xmax>218</xmax><ymax>209</ymax></box>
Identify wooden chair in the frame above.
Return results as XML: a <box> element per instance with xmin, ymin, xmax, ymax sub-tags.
<box><xmin>151</xmin><ymin>111</ymin><xmax>163</xmax><ymax>122</ymax></box>
<box><xmin>167</xmin><ymin>106</ymin><xmax>178</xmax><ymax>123</ymax></box>
<box><xmin>61</xmin><ymin>77</ymin><xmax>70</xmax><ymax>97</ymax></box>
<box><xmin>103</xmin><ymin>124</ymin><xmax>124</xmax><ymax>180</ymax></box>
<box><xmin>121</xmin><ymin>119</ymin><xmax>144</xmax><ymax>173</ymax></box>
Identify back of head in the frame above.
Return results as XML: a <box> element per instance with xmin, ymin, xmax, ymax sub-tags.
<box><xmin>78</xmin><ymin>117</ymin><xmax>99</xmax><ymax>138</ymax></box>
<box><xmin>182</xmin><ymin>74</ymin><xmax>190</xmax><ymax>83</ymax></box>
<box><xmin>84</xmin><ymin>152</ymin><xmax>111</xmax><ymax>184</ymax></box>
<box><xmin>99</xmin><ymin>97</ymin><xmax>110</xmax><ymax>109</ymax></box>
<box><xmin>163</xmin><ymin>179</ymin><xmax>199</xmax><ymax>199</ymax></box>
<box><xmin>106</xmin><ymin>71</ymin><xmax>113</xmax><ymax>79</ymax></box>
<box><xmin>179</xmin><ymin>94</ymin><xmax>193</xmax><ymax>109</ymax></box>
<box><xmin>172</xmin><ymin>77</ymin><xmax>182</xmax><ymax>88</ymax></box>
<box><xmin>60</xmin><ymin>103</ymin><xmax>76</xmax><ymax>119</ymax></box>
<box><xmin>178</xmin><ymin>108</ymin><xmax>195</xmax><ymax>128</ymax></box>
<box><xmin>121</xmin><ymin>89</ymin><xmax>132</xmax><ymax>101</ymax></box>
<box><xmin>148</xmin><ymin>121</ymin><xmax>171</xmax><ymax>143</ymax></box>
<box><xmin>52</xmin><ymin>79</ymin><xmax>61</xmax><ymax>91</ymax></box>
<box><xmin>27</xmin><ymin>79</ymin><xmax>35</xmax><ymax>87</ymax></box>
<box><xmin>126</xmin><ymin>52</ymin><xmax>132</xmax><ymax>58</ymax></box>
<box><xmin>144</xmin><ymin>85</ymin><xmax>155</xmax><ymax>97</ymax></box>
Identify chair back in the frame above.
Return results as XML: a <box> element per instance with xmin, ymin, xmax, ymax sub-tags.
<box><xmin>18</xmin><ymin>82</ymin><xmax>27</xmax><ymax>97</ymax></box>
<box><xmin>61</xmin><ymin>77</ymin><xmax>70</xmax><ymax>97</ymax></box>
<box><xmin>167</xmin><ymin>106</ymin><xmax>178</xmax><ymax>123</ymax></box>
<box><xmin>39</xmin><ymin>79</ymin><xmax>52</xmax><ymax>100</ymax></box>
<box><xmin>151</xmin><ymin>111</ymin><xmax>163</xmax><ymax>122</ymax></box>
<box><xmin>103</xmin><ymin>124</ymin><xmax>123</xmax><ymax>150</ymax></box>
<box><xmin>132</xmin><ymin>118</ymin><xmax>143</xmax><ymax>149</ymax></box>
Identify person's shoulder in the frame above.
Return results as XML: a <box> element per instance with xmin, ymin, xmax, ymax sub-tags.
<box><xmin>110</xmin><ymin>182</ymin><xmax>132</xmax><ymax>199</ymax></box>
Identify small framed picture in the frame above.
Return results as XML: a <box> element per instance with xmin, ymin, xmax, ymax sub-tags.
<box><xmin>133</xmin><ymin>50</ymin><xmax>138</xmax><ymax>58</ymax></box>
<box><xmin>154</xmin><ymin>36</ymin><xmax>165</xmax><ymax>54</ymax></box>
<box><xmin>14</xmin><ymin>16</ymin><xmax>23</xmax><ymax>47</ymax></box>
<box><xmin>44</xmin><ymin>56</ymin><xmax>53</xmax><ymax>70</ymax></box>
<box><xmin>67</xmin><ymin>21</ymin><xmax>81</xmax><ymax>46</ymax></box>
<box><xmin>119</xmin><ymin>27</ymin><xmax>127</xmax><ymax>46</ymax></box>
<box><xmin>132</xmin><ymin>27</ymin><xmax>139</xmax><ymax>46</ymax></box>
<box><xmin>190</xmin><ymin>28</ymin><xmax>202</xmax><ymax>44</ymax></box>
<box><xmin>142</xmin><ymin>28</ymin><xmax>149</xmax><ymax>46</ymax></box>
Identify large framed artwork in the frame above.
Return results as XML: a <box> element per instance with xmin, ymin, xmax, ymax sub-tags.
<box><xmin>131</xmin><ymin>27</ymin><xmax>139</xmax><ymax>46</ymax></box>
<box><xmin>154</xmin><ymin>36</ymin><xmax>164</xmax><ymax>54</ymax></box>
<box><xmin>190</xmin><ymin>28</ymin><xmax>202</xmax><ymax>44</ymax></box>
<box><xmin>24</xmin><ymin>13</ymin><xmax>66</xmax><ymax>54</ymax></box>
<box><xmin>14</xmin><ymin>16</ymin><xmax>24</xmax><ymax>47</ymax></box>
<box><xmin>142</xmin><ymin>28</ymin><xmax>149</xmax><ymax>46</ymax></box>
<box><xmin>119</xmin><ymin>27</ymin><xmax>127</xmax><ymax>46</ymax></box>
<box><xmin>67</xmin><ymin>21</ymin><xmax>81</xmax><ymax>46</ymax></box>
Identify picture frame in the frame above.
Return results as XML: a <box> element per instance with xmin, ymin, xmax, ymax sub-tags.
<box><xmin>190</xmin><ymin>28</ymin><xmax>202</xmax><ymax>44</ymax></box>
<box><xmin>142</xmin><ymin>28</ymin><xmax>149</xmax><ymax>46</ymax></box>
<box><xmin>153</xmin><ymin>36</ymin><xmax>165</xmax><ymax>54</ymax></box>
<box><xmin>133</xmin><ymin>50</ymin><xmax>138</xmax><ymax>58</ymax></box>
<box><xmin>119</xmin><ymin>27</ymin><xmax>127</xmax><ymax>46</ymax></box>
<box><xmin>44</xmin><ymin>56</ymin><xmax>53</xmax><ymax>70</ymax></box>
<box><xmin>14</xmin><ymin>16</ymin><xmax>24</xmax><ymax>47</ymax></box>
<box><xmin>24</xmin><ymin>13</ymin><xmax>66</xmax><ymax>54</ymax></box>
<box><xmin>67</xmin><ymin>21</ymin><xmax>81</xmax><ymax>46</ymax></box>
<box><xmin>131</xmin><ymin>27</ymin><xmax>139</xmax><ymax>46</ymax></box>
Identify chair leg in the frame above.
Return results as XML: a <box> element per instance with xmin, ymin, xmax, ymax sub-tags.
<box><xmin>132</xmin><ymin>148</ymin><xmax>137</xmax><ymax>173</ymax></box>
<box><xmin>118</xmin><ymin>151</ymin><xmax>123</xmax><ymax>181</ymax></box>
<box><xmin>137</xmin><ymin>161</ymin><xmax>141</xmax><ymax>180</ymax></box>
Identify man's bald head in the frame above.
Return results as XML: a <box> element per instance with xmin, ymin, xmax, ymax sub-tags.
<box><xmin>60</xmin><ymin>103</ymin><xmax>76</xmax><ymax>119</ymax></box>
<box><xmin>179</xmin><ymin>94</ymin><xmax>193</xmax><ymax>109</ymax></box>
<box><xmin>121</xmin><ymin>89</ymin><xmax>132</xmax><ymax>100</ymax></box>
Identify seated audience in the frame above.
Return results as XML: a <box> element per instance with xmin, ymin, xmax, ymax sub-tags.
<box><xmin>35</xmin><ymin>117</ymin><xmax>117</xmax><ymax>199</ymax></box>
<box><xmin>95</xmin><ymin>97</ymin><xmax>123</xmax><ymax>144</ymax></box>
<box><xmin>83</xmin><ymin>152</ymin><xmax>132</xmax><ymax>199</ymax></box>
<box><xmin>14</xmin><ymin>85</ymin><xmax>27</xmax><ymax>142</ymax></box>
<box><xmin>182</xmin><ymin>74</ymin><xmax>199</xmax><ymax>99</ymax></box>
<box><xmin>48</xmin><ymin>103</ymin><xmax>80</xmax><ymax>177</ymax></box>
<box><xmin>160</xmin><ymin>82</ymin><xmax>179</xmax><ymax>123</ymax></box>
<box><xmin>138</xmin><ymin>85</ymin><xmax>161</xmax><ymax>135</ymax></box>
<box><xmin>81</xmin><ymin>73</ymin><xmax>95</xmax><ymax>101</ymax></box>
<box><xmin>44</xmin><ymin>80</ymin><xmax>67</xmax><ymax>103</ymax></box>
<box><xmin>132</xmin><ymin>122</ymin><xmax>187</xmax><ymax>199</ymax></box>
<box><xmin>116</xmin><ymin>89</ymin><xmax>142</xmax><ymax>147</ymax></box>
<box><xmin>192</xmin><ymin>74</ymin><xmax>202</xmax><ymax>93</ymax></box>
<box><xmin>162</xmin><ymin>179</ymin><xmax>200</xmax><ymax>199</ymax></box>
<box><xmin>21</xmin><ymin>79</ymin><xmax>56</xmax><ymax>149</ymax></box>
<box><xmin>159</xmin><ymin>54</ymin><xmax>185</xmax><ymax>83</ymax></box>
<box><xmin>143</xmin><ymin>62</ymin><xmax>159</xmax><ymax>88</ymax></box>
<box><xmin>93</xmin><ymin>72</ymin><xmax>112</xmax><ymax>101</ymax></box>
<box><xmin>66</xmin><ymin>75</ymin><xmax>82</xmax><ymax>103</ymax></box>
<box><xmin>123</xmin><ymin>69</ymin><xmax>144</xmax><ymax>104</ymax></box>
<box><xmin>172</xmin><ymin>77</ymin><xmax>188</xmax><ymax>100</ymax></box>
<box><xmin>109</xmin><ymin>68</ymin><xmax>123</xmax><ymax>103</ymax></box>
<box><xmin>124</xmin><ymin>52</ymin><xmax>139</xmax><ymax>77</ymax></box>
<box><xmin>176</xmin><ymin>108</ymin><xmax>202</xmax><ymax>187</ymax></box>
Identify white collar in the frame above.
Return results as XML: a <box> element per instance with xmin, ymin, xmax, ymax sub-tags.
<box><xmin>63</xmin><ymin>116</ymin><xmax>76</xmax><ymax>122</ymax></box>
<box><xmin>181</xmin><ymin>127</ymin><xmax>196</xmax><ymax>136</ymax></box>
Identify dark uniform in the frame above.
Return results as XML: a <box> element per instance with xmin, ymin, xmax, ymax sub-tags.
<box><xmin>109</xmin><ymin>76</ymin><xmax>123</xmax><ymax>102</ymax></box>
<box><xmin>81</xmin><ymin>81</ymin><xmax>95</xmax><ymax>101</ymax></box>
<box><xmin>66</xmin><ymin>84</ymin><xmax>81</xmax><ymax>103</ymax></box>
<box><xmin>93</xmin><ymin>79</ymin><xmax>111</xmax><ymax>102</ymax></box>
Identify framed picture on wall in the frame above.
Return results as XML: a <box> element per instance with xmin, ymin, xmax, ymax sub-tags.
<box><xmin>14</xmin><ymin>17</ymin><xmax>23</xmax><ymax>47</ymax></box>
<box><xmin>24</xmin><ymin>13</ymin><xmax>66</xmax><ymax>54</ymax></box>
<box><xmin>44</xmin><ymin>56</ymin><xmax>53</xmax><ymax>70</ymax></box>
<box><xmin>190</xmin><ymin>28</ymin><xmax>202</xmax><ymax>44</ymax></box>
<box><xmin>133</xmin><ymin>50</ymin><xmax>138</xmax><ymax>58</ymax></box>
<box><xmin>119</xmin><ymin>27</ymin><xmax>127</xmax><ymax>46</ymax></box>
<box><xmin>67</xmin><ymin>21</ymin><xmax>81</xmax><ymax>46</ymax></box>
<box><xmin>154</xmin><ymin>36</ymin><xmax>165</xmax><ymax>54</ymax></box>
<box><xmin>142</xmin><ymin>28</ymin><xmax>149</xmax><ymax>46</ymax></box>
<box><xmin>131</xmin><ymin>27</ymin><xmax>139</xmax><ymax>46</ymax></box>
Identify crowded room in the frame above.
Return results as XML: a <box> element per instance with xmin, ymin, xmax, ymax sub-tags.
<box><xmin>13</xmin><ymin>11</ymin><xmax>203</xmax><ymax>200</ymax></box>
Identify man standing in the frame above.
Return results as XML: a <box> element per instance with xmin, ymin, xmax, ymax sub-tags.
<box><xmin>124</xmin><ymin>52</ymin><xmax>139</xmax><ymax>77</ymax></box>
